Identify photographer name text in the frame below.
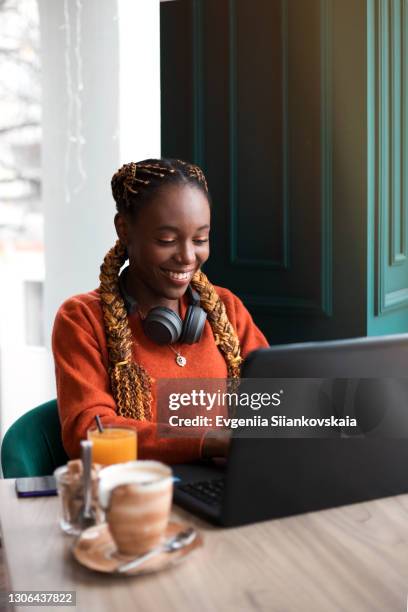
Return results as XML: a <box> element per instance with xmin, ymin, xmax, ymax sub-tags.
<box><xmin>167</xmin><ymin>415</ymin><xmax>358</xmax><ymax>428</ymax></box>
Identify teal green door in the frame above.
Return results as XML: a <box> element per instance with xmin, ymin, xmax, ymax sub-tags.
<box><xmin>367</xmin><ymin>0</ymin><xmax>408</xmax><ymax>335</ymax></box>
<box><xmin>161</xmin><ymin>0</ymin><xmax>408</xmax><ymax>344</ymax></box>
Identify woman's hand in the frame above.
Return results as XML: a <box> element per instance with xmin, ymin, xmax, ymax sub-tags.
<box><xmin>202</xmin><ymin>429</ymin><xmax>231</xmax><ymax>459</ymax></box>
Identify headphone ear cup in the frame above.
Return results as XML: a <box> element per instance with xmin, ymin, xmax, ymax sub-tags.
<box><xmin>142</xmin><ymin>307</ymin><xmax>183</xmax><ymax>345</ymax></box>
<box><xmin>180</xmin><ymin>306</ymin><xmax>207</xmax><ymax>344</ymax></box>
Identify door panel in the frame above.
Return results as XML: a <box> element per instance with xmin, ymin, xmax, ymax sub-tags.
<box><xmin>161</xmin><ymin>0</ymin><xmax>372</xmax><ymax>343</ymax></box>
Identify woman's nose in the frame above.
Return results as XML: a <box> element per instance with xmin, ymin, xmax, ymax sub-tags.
<box><xmin>174</xmin><ymin>241</ymin><xmax>196</xmax><ymax>265</ymax></box>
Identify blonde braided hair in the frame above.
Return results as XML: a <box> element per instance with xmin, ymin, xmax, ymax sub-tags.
<box><xmin>100</xmin><ymin>159</ymin><xmax>242</xmax><ymax>420</ymax></box>
<box><xmin>191</xmin><ymin>269</ymin><xmax>242</xmax><ymax>378</ymax></box>
<box><xmin>99</xmin><ymin>240</ymin><xmax>153</xmax><ymax>420</ymax></box>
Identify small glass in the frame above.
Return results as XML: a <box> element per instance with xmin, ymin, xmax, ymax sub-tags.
<box><xmin>87</xmin><ymin>426</ymin><xmax>137</xmax><ymax>466</ymax></box>
<box><xmin>54</xmin><ymin>462</ymin><xmax>103</xmax><ymax>535</ymax></box>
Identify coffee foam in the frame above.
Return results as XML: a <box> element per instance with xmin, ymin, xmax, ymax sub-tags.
<box><xmin>98</xmin><ymin>461</ymin><xmax>172</xmax><ymax>509</ymax></box>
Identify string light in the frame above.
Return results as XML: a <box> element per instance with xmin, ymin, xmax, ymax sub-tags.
<box><xmin>62</xmin><ymin>0</ymin><xmax>87</xmax><ymax>204</ymax></box>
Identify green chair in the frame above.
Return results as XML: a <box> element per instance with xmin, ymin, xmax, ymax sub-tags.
<box><xmin>1</xmin><ymin>399</ymin><xmax>69</xmax><ymax>478</ymax></box>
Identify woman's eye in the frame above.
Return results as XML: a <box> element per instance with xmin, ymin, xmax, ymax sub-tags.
<box><xmin>157</xmin><ymin>238</ymin><xmax>208</xmax><ymax>245</ymax></box>
<box><xmin>157</xmin><ymin>239</ymin><xmax>176</xmax><ymax>245</ymax></box>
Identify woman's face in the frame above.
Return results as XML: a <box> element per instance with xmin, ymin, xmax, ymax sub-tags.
<box><xmin>115</xmin><ymin>183</ymin><xmax>211</xmax><ymax>307</ymax></box>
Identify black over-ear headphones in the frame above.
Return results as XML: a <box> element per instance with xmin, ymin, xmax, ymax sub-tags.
<box><xmin>142</xmin><ymin>285</ymin><xmax>207</xmax><ymax>345</ymax></box>
<box><xmin>118</xmin><ymin>267</ymin><xmax>207</xmax><ymax>345</ymax></box>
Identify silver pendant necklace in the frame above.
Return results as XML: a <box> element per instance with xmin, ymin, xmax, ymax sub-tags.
<box><xmin>168</xmin><ymin>345</ymin><xmax>187</xmax><ymax>367</ymax></box>
<box><xmin>135</xmin><ymin>296</ymin><xmax>187</xmax><ymax>366</ymax></box>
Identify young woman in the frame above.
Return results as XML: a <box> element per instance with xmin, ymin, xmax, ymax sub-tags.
<box><xmin>52</xmin><ymin>159</ymin><xmax>269</xmax><ymax>463</ymax></box>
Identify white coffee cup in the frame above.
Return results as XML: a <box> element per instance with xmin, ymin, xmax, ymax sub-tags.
<box><xmin>99</xmin><ymin>461</ymin><xmax>173</xmax><ymax>556</ymax></box>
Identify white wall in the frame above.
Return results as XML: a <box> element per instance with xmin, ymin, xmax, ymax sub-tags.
<box><xmin>0</xmin><ymin>252</ymin><xmax>56</xmax><ymax>440</ymax></box>
<box><xmin>38</xmin><ymin>0</ymin><xmax>161</xmax><ymax>342</ymax></box>
<box><xmin>0</xmin><ymin>0</ymin><xmax>161</xmax><ymax>442</ymax></box>
<box><xmin>117</xmin><ymin>0</ymin><xmax>161</xmax><ymax>164</ymax></box>
<box><xmin>39</xmin><ymin>0</ymin><xmax>120</xmax><ymax>341</ymax></box>
<box><xmin>39</xmin><ymin>0</ymin><xmax>161</xmax><ymax>340</ymax></box>
<box><xmin>0</xmin><ymin>346</ymin><xmax>55</xmax><ymax>439</ymax></box>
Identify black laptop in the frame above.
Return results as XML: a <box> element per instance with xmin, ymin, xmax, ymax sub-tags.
<box><xmin>172</xmin><ymin>333</ymin><xmax>408</xmax><ymax>526</ymax></box>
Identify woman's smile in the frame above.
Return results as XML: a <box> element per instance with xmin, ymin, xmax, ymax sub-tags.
<box><xmin>160</xmin><ymin>267</ymin><xmax>196</xmax><ymax>285</ymax></box>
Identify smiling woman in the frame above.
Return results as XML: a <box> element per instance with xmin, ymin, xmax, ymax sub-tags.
<box><xmin>52</xmin><ymin>159</ymin><xmax>269</xmax><ymax>463</ymax></box>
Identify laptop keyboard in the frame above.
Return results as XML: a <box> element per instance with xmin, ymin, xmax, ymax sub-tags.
<box><xmin>176</xmin><ymin>478</ymin><xmax>225</xmax><ymax>507</ymax></box>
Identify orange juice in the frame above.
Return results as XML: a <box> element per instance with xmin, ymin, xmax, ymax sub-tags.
<box><xmin>87</xmin><ymin>427</ymin><xmax>137</xmax><ymax>465</ymax></box>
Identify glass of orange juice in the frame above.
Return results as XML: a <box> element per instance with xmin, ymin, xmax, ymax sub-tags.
<box><xmin>87</xmin><ymin>426</ymin><xmax>137</xmax><ymax>466</ymax></box>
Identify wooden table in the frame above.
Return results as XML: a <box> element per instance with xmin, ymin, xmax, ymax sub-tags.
<box><xmin>1</xmin><ymin>479</ymin><xmax>408</xmax><ymax>612</ymax></box>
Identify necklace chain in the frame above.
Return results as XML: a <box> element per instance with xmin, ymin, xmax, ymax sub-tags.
<box><xmin>134</xmin><ymin>300</ymin><xmax>186</xmax><ymax>367</ymax></box>
<box><xmin>168</xmin><ymin>344</ymin><xmax>187</xmax><ymax>367</ymax></box>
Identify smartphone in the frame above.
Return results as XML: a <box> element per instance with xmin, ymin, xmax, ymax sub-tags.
<box><xmin>15</xmin><ymin>475</ymin><xmax>57</xmax><ymax>498</ymax></box>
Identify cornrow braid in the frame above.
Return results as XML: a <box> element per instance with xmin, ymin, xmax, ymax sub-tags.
<box><xmin>175</xmin><ymin>159</ymin><xmax>208</xmax><ymax>192</ymax></box>
<box><xmin>111</xmin><ymin>159</ymin><xmax>208</xmax><ymax>216</ymax></box>
<box><xmin>101</xmin><ymin>158</ymin><xmax>241</xmax><ymax>421</ymax></box>
<box><xmin>99</xmin><ymin>239</ymin><xmax>153</xmax><ymax>420</ymax></box>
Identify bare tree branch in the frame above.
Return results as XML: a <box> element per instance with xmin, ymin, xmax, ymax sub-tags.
<box><xmin>0</xmin><ymin>91</ymin><xmax>39</xmax><ymax>106</ymax></box>
<box><xmin>0</xmin><ymin>121</ymin><xmax>39</xmax><ymax>134</ymax></box>
<box><xmin>0</xmin><ymin>80</ymin><xmax>39</xmax><ymax>104</ymax></box>
<box><xmin>0</xmin><ymin>175</ymin><xmax>40</xmax><ymax>186</ymax></box>
<box><xmin>0</xmin><ymin>0</ymin><xmax>42</xmax><ymax>214</ymax></box>
<box><xmin>0</xmin><ymin>46</ymin><xmax>20</xmax><ymax>53</ymax></box>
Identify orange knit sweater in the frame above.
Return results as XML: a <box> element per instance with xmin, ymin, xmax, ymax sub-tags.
<box><xmin>52</xmin><ymin>286</ymin><xmax>269</xmax><ymax>463</ymax></box>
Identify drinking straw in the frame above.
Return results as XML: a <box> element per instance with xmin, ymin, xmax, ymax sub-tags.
<box><xmin>95</xmin><ymin>415</ymin><xmax>104</xmax><ymax>433</ymax></box>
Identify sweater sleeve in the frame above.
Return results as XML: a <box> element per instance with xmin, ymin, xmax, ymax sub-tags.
<box><xmin>52</xmin><ymin>297</ymin><xmax>203</xmax><ymax>463</ymax></box>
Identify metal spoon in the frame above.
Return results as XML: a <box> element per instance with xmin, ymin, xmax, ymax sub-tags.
<box><xmin>80</xmin><ymin>440</ymin><xmax>95</xmax><ymax>529</ymax></box>
<box><xmin>117</xmin><ymin>527</ymin><xmax>197</xmax><ymax>573</ymax></box>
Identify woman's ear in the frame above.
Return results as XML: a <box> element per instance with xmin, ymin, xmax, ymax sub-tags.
<box><xmin>114</xmin><ymin>213</ymin><xmax>130</xmax><ymax>246</ymax></box>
